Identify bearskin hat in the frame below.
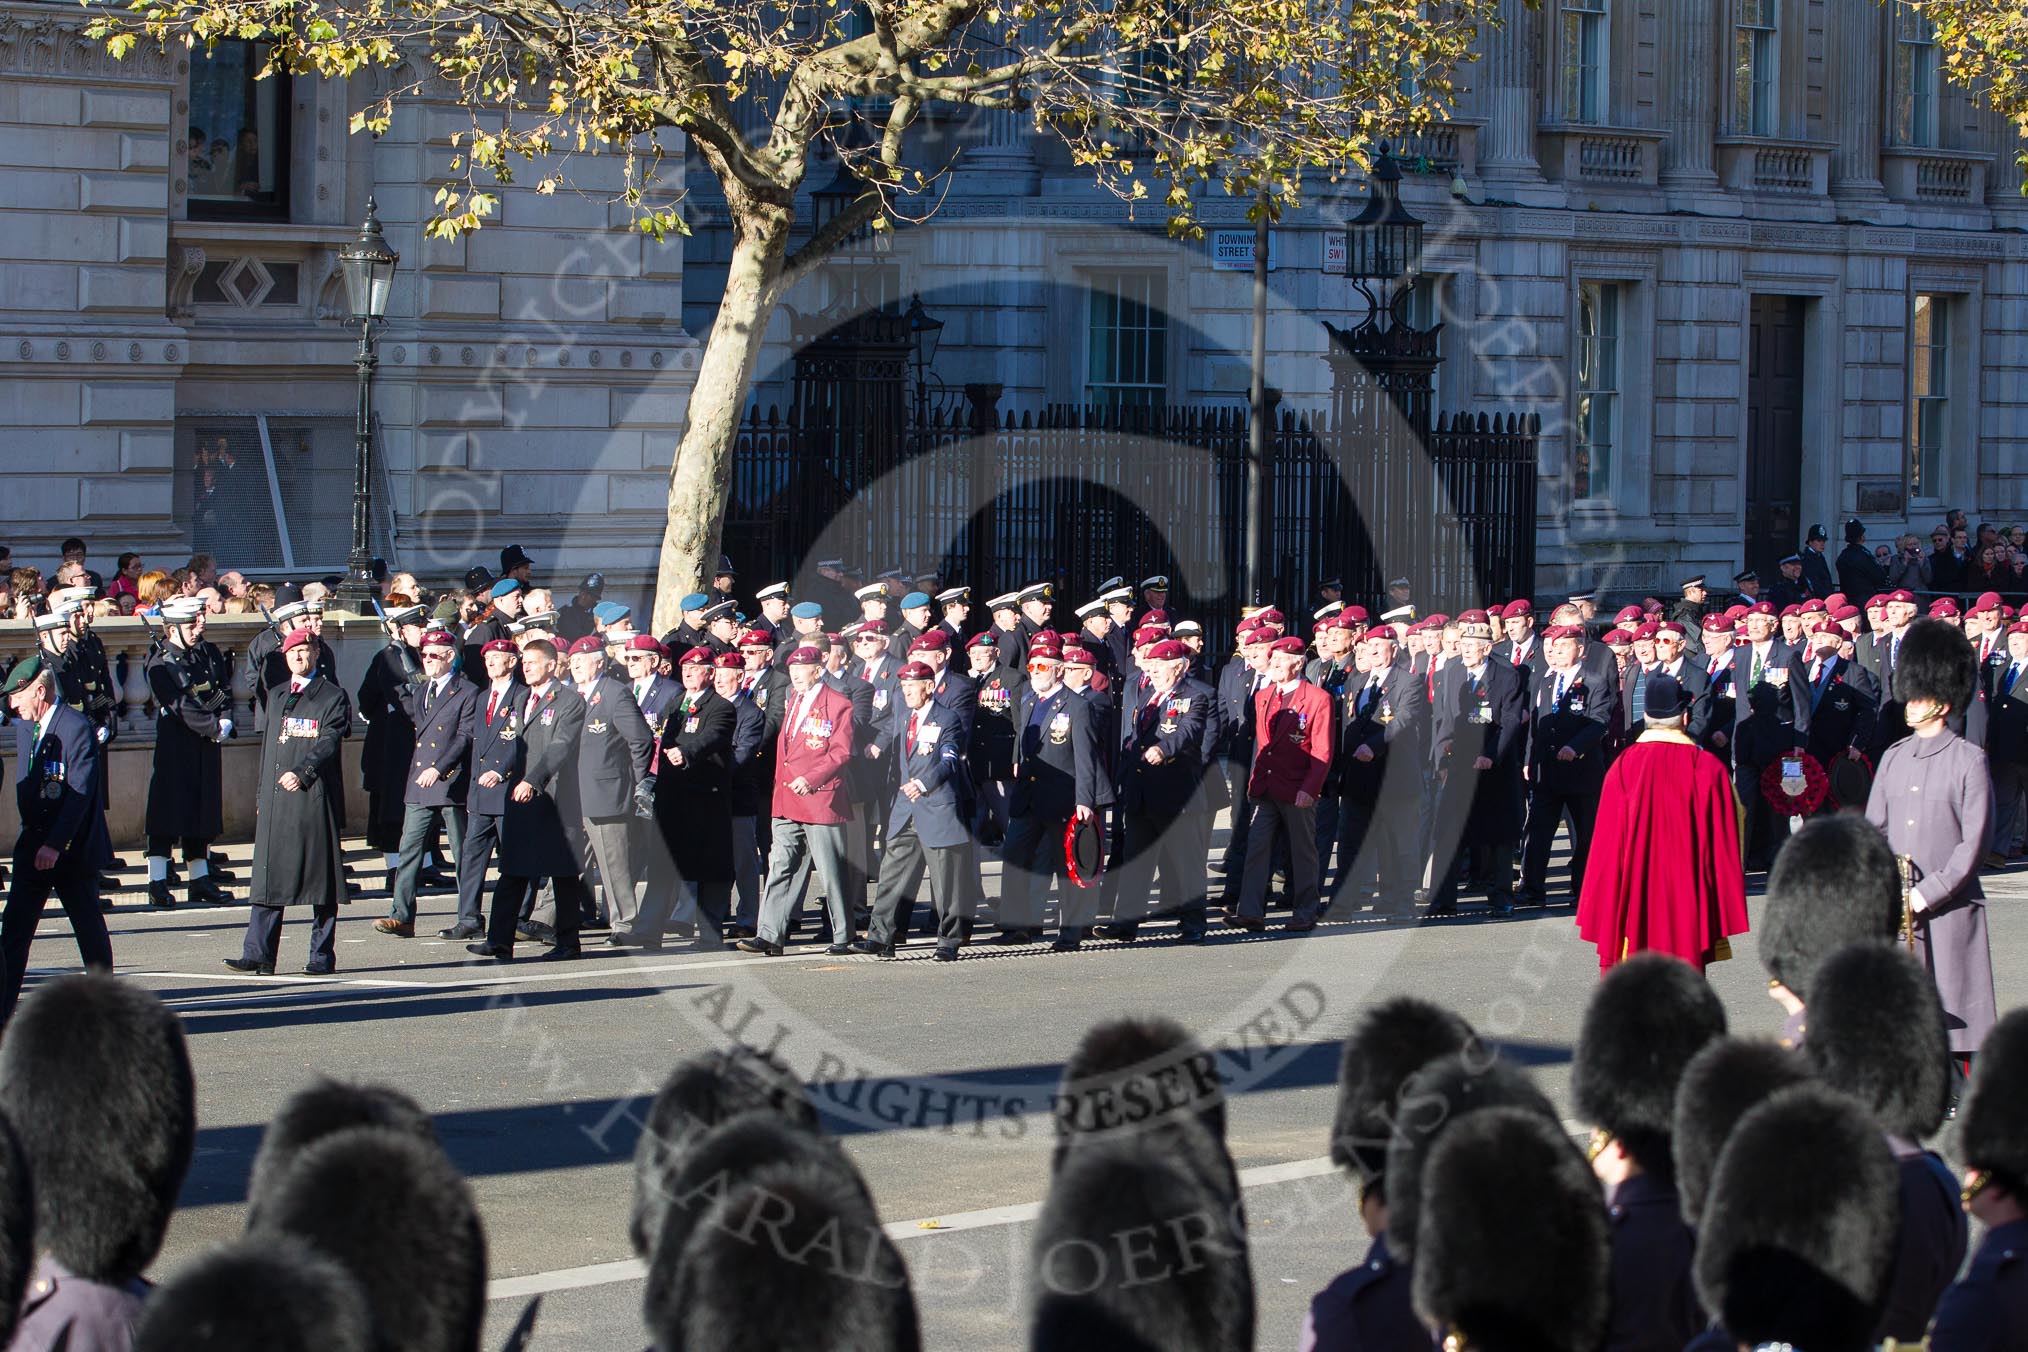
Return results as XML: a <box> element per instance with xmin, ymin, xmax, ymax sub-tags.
<box><xmin>1892</xmin><ymin>617</ymin><xmax>1978</xmax><ymax>712</ymax></box>
<box><xmin>630</xmin><ymin>1047</ymin><xmax>818</xmax><ymax>1258</ymax></box>
<box><xmin>1329</xmin><ymin>998</ymin><xmax>1478</xmax><ymax>1188</ymax></box>
<box><xmin>0</xmin><ymin>975</ymin><xmax>194</xmax><ymax>1284</ymax></box>
<box><xmin>1670</xmin><ymin>1037</ymin><xmax>1814</xmax><ymax>1226</ymax></box>
<box><xmin>1694</xmin><ymin>1084</ymin><xmax>1899</xmax><ymax>1352</ymax></box>
<box><xmin>133</xmin><ymin>1235</ymin><xmax>371</xmax><ymax>1352</ymax></box>
<box><xmin>1573</xmin><ymin>954</ymin><xmax>1727</xmax><ymax>1174</ymax></box>
<box><xmin>248</xmin><ymin>1127</ymin><xmax>486</xmax><ymax>1352</ymax></box>
<box><xmin>247</xmin><ymin>1079</ymin><xmax>437</xmax><ymax>1220</ymax></box>
<box><xmin>0</xmin><ymin>1115</ymin><xmax>33</xmax><ymax>1350</ymax></box>
<box><xmin>650</xmin><ymin>1160</ymin><xmax>920</xmax><ymax>1352</ymax></box>
<box><xmin>1957</xmin><ymin>1007</ymin><xmax>2028</xmax><ymax>1197</ymax></box>
<box><xmin>1411</xmin><ymin>1106</ymin><xmax>1610</xmax><ymax>1352</ymax></box>
<box><xmin>1052</xmin><ymin>1016</ymin><xmax>1227</xmax><ymax>1176</ymax></box>
<box><xmin>1027</xmin><ymin>1114</ymin><xmax>1252</xmax><ymax>1352</ymax></box>
<box><xmin>1384</xmin><ymin>1052</ymin><xmax>1559</xmax><ymax>1265</ymax></box>
<box><xmin>1803</xmin><ymin>941</ymin><xmax>1951</xmax><ymax>1139</ymax></box>
<box><xmin>1760</xmin><ymin>816</ymin><xmax>1900</xmax><ymax>999</ymax></box>
<box><xmin>640</xmin><ymin>1109</ymin><xmax>872</xmax><ymax>1319</ymax></box>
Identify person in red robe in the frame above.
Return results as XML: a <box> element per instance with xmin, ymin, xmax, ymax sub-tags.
<box><xmin>1577</xmin><ymin>671</ymin><xmax>1749</xmax><ymax>972</ymax></box>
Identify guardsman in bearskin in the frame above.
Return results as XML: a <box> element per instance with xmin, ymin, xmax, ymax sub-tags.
<box><xmin>0</xmin><ymin>978</ymin><xmax>194</xmax><ymax>1343</ymax></box>
<box><xmin>1336</xmin><ymin>625</ymin><xmax>1428</xmax><ymax>918</ymax></box>
<box><xmin>963</xmin><ymin>630</ymin><xmax>1023</xmax><ymax>846</ymax></box>
<box><xmin>1425</xmin><ymin>610</ymin><xmax>1527</xmax><ymax>917</ymax></box>
<box><xmin>1094</xmin><ymin>639</ymin><xmax>1214</xmax><ymax>944</ymax></box>
<box><xmin>1755</xmin><ymin>813</ymin><xmax>1901</xmax><ymax>1044</ymax></box>
<box><xmin>1691</xmin><ymin>1083</ymin><xmax>1899</xmax><ymax>1352</ymax></box>
<box><xmin>1307</xmin><ymin>998</ymin><xmax>1476</xmax><ymax>1352</ymax></box>
<box><xmin>1803</xmin><ymin>941</ymin><xmax>1966</xmax><ymax>1341</ymax></box>
<box><xmin>1413</xmin><ymin>1104</ymin><xmax>1609</xmax><ymax>1352</ymax></box>
<box><xmin>0</xmin><ymin>657</ymin><xmax>115</xmax><ymax>1023</ymax></box>
<box><xmin>1866</xmin><ymin>619</ymin><xmax>1998</xmax><ymax>1082</ymax></box>
<box><xmin>1573</xmin><ymin>955</ymin><xmax>1726</xmax><ymax>1352</ymax></box>
<box><xmin>228</xmin><ymin>628</ymin><xmax>352</xmax><ymax>976</ymax></box>
<box><xmin>143</xmin><ymin>596</ymin><xmax>235</xmax><ymax>909</ymax></box>
<box><xmin>134</xmin><ymin>1237</ymin><xmax>375</xmax><ymax>1352</ymax></box>
<box><xmin>1933</xmin><ymin>1006</ymin><xmax>2028</xmax><ymax>1351</ymax></box>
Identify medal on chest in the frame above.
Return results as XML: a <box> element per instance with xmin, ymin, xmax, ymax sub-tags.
<box><xmin>873</xmin><ymin>688</ymin><xmax>889</xmax><ymax>711</ymax></box>
<box><xmin>1047</xmin><ymin>709</ymin><xmax>1071</xmax><ymax>746</ymax></box>
<box><xmin>805</xmin><ymin>715</ymin><xmax>833</xmax><ymax>750</ymax></box>
<box><xmin>280</xmin><ymin>715</ymin><xmax>318</xmax><ymax>741</ymax></box>
<box><xmin>41</xmin><ymin>759</ymin><xmax>65</xmax><ymax>800</ymax></box>
<box><xmin>588</xmin><ymin>718</ymin><xmax>608</xmax><ymax>735</ymax></box>
<box><xmin>1471</xmin><ymin>698</ymin><xmax>1492</xmax><ymax>725</ymax></box>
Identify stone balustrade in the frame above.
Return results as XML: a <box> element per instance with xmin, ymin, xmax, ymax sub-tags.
<box><xmin>1714</xmin><ymin>136</ymin><xmax>1836</xmax><ymax>198</ymax></box>
<box><xmin>1536</xmin><ymin>125</ymin><xmax>1666</xmax><ymax>189</ymax></box>
<box><xmin>1880</xmin><ymin>146</ymin><xmax>1994</xmax><ymax>207</ymax></box>
<box><xmin>0</xmin><ymin>612</ymin><xmax>393</xmax><ymax>847</ymax></box>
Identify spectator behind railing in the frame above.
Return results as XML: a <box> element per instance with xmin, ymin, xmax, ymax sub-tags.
<box><xmin>134</xmin><ymin>571</ymin><xmax>174</xmax><ymax>616</ymax></box>
<box><xmin>1885</xmin><ymin>532</ymin><xmax>1931</xmax><ymax>593</ymax></box>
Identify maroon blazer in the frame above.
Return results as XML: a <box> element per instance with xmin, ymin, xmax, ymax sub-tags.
<box><xmin>771</xmin><ymin>682</ymin><xmax>857</xmax><ymax>824</ymax></box>
<box><xmin>1248</xmin><ymin>679</ymin><xmax>1335</xmax><ymax>803</ymax></box>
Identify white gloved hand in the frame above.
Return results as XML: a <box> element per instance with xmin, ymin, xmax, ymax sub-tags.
<box><xmin>94</xmin><ymin>725</ymin><xmax>109</xmax><ymax>744</ymax></box>
<box><xmin>218</xmin><ymin>718</ymin><xmax>235</xmax><ymax>741</ymax></box>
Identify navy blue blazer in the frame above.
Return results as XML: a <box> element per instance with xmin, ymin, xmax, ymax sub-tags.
<box><xmin>401</xmin><ymin>675</ymin><xmax>477</xmax><ymax>808</ymax></box>
<box><xmin>467</xmin><ymin>679</ymin><xmax>528</xmax><ymax>816</ymax></box>
<box><xmin>1930</xmin><ymin>1218</ymin><xmax>2028</xmax><ymax>1352</ymax></box>
<box><xmin>1302</xmin><ymin>1234</ymin><xmax>1422</xmax><ymax>1352</ymax></box>
<box><xmin>885</xmin><ymin>702</ymin><xmax>971</xmax><ymax>849</ymax></box>
<box><xmin>13</xmin><ymin>703</ymin><xmax>112</xmax><ymax>869</ymax></box>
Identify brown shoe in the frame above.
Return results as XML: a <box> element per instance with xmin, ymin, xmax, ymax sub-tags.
<box><xmin>372</xmin><ymin>918</ymin><xmax>414</xmax><ymax>937</ymax></box>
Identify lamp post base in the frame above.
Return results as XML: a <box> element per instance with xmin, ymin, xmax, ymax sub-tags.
<box><xmin>329</xmin><ymin>566</ymin><xmax>381</xmax><ymax>617</ymax></box>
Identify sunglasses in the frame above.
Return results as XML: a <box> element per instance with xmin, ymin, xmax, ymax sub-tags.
<box><xmin>1027</xmin><ymin>662</ymin><xmax>1057</xmax><ymax>674</ymax></box>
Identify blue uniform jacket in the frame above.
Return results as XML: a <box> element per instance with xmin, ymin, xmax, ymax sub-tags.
<box><xmin>884</xmin><ymin>702</ymin><xmax>971</xmax><ymax>850</ymax></box>
<box><xmin>1930</xmin><ymin>1217</ymin><xmax>2028</xmax><ymax>1352</ymax></box>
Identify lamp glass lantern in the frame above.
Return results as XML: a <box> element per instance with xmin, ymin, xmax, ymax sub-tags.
<box><xmin>338</xmin><ymin>197</ymin><xmax>399</xmax><ymax>321</ymax></box>
<box><xmin>906</xmin><ymin>294</ymin><xmax>944</xmax><ymax>370</ymax></box>
<box><xmin>1344</xmin><ymin>144</ymin><xmax>1424</xmax><ymax>289</ymax></box>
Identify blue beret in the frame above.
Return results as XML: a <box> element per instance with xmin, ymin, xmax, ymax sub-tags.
<box><xmin>790</xmin><ymin>601</ymin><xmax>824</xmax><ymax>620</ymax></box>
<box><xmin>489</xmin><ymin>578</ymin><xmax>522</xmax><ymax>599</ymax></box>
<box><xmin>592</xmin><ymin>601</ymin><xmax>630</xmax><ymax>623</ymax></box>
<box><xmin>679</xmin><ymin>592</ymin><xmax>709</xmax><ymax>611</ymax></box>
<box><xmin>901</xmin><ymin>592</ymin><xmax>931</xmax><ymax>609</ymax></box>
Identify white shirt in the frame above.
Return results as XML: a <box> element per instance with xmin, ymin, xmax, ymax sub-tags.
<box><xmin>790</xmin><ymin>683</ymin><xmax>824</xmax><ymax>737</ymax></box>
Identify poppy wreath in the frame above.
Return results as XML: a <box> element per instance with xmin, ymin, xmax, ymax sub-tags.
<box><xmin>1760</xmin><ymin>751</ymin><xmax>1828</xmax><ymax>817</ymax></box>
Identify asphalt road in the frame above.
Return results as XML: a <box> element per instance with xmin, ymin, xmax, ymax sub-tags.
<box><xmin>21</xmin><ymin>828</ymin><xmax>2023</xmax><ymax>1350</ymax></box>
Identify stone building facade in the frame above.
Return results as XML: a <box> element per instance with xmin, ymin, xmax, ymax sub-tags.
<box><xmin>0</xmin><ymin>0</ymin><xmax>697</xmax><ymax>596</ymax></box>
<box><xmin>688</xmin><ymin>0</ymin><xmax>2028</xmax><ymax>599</ymax></box>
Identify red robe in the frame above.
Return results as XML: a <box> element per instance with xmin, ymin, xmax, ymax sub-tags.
<box><xmin>1576</xmin><ymin>729</ymin><xmax>1749</xmax><ymax>972</ymax></box>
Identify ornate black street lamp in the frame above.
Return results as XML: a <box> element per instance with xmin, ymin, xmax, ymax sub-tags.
<box><xmin>333</xmin><ymin>197</ymin><xmax>397</xmax><ymax>612</ymax></box>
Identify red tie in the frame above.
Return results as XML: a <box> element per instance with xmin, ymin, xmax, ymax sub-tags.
<box><xmin>486</xmin><ymin>690</ymin><xmax>499</xmax><ymax>723</ymax></box>
<box><xmin>907</xmin><ymin>712</ymin><xmax>920</xmax><ymax>747</ymax></box>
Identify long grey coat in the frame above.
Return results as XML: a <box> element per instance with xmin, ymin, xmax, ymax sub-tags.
<box><xmin>1867</xmin><ymin>727</ymin><xmax>1997</xmax><ymax>1053</ymax></box>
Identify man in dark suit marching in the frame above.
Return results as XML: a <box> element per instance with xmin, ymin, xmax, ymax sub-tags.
<box><xmin>649</xmin><ymin>646</ymin><xmax>739</xmax><ymax>949</ymax></box>
<box><xmin>0</xmin><ymin>655</ymin><xmax>115</xmax><ymax>1022</ymax></box>
<box><xmin>997</xmin><ymin>645</ymin><xmax>1108</xmax><ymax>951</ymax></box>
<box><xmin>1426</xmin><ymin>609</ymin><xmax>1528</xmax><ymax>916</ymax></box>
<box><xmin>227</xmin><ymin>628</ymin><xmax>353</xmax><ymax>977</ymax></box>
<box><xmin>374</xmin><ymin>628</ymin><xmax>476</xmax><ymax>939</ymax></box>
<box><xmin>566</xmin><ymin>635</ymin><xmax>654</xmax><ymax>945</ymax></box>
<box><xmin>1095</xmin><ymin>639</ymin><xmax>1215</xmax><ymax>944</ymax></box>
<box><xmin>467</xmin><ymin>639</ymin><xmax>592</xmax><ymax>962</ymax></box>
<box><xmin>857</xmin><ymin>661</ymin><xmax>975</xmax><ymax>960</ymax></box>
<box><xmin>1517</xmin><ymin>624</ymin><xmax>1611</xmax><ymax>907</ymax></box>
<box><xmin>1337</xmin><ymin>626</ymin><xmax>1429</xmax><ymax>917</ymax></box>
<box><xmin>452</xmin><ymin>638</ymin><xmax>526</xmax><ymax>940</ymax></box>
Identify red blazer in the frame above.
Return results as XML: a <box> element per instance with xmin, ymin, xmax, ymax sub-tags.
<box><xmin>771</xmin><ymin>682</ymin><xmax>856</xmax><ymax>824</ymax></box>
<box><xmin>1248</xmin><ymin>679</ymin><xmax>1334</xmax><ymax>803</ymax></box>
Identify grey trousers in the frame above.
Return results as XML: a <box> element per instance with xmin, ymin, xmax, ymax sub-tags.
<box><xmin>1236</xmin><ymin>796</ymin><xmax>1320</xmax><ymax>924</ymax></box>
<box><xmin>867</xmin><ymin>821</ymin><xmax>974</xmax><ymax>947</ymax></box>
<box><xmin>755</xmin><ymin>819</ymin><xmax>854</xmax><ymax>945</ymax></box>
<box><xmin>583</xmin><ymin>816</ymin><xmax>642</xmax><ymax>936</ymax></box>
<box><xmin>731</xmin><ymin>815</ymin><xmax>762</xmax><ymax>927</ymax></box>
<box><xmin>389</xmin><ymin>802</ymin><xmax>467</xmax><ymax>924</ymax></box>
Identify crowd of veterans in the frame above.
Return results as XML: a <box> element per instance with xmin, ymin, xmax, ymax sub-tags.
<box><xmin>0</xmin><ymin>813</ymin><xmax>2019</xmax><ymax>1350</ymax></box>
<box><xmin>0</xmin><ymin>517</ymin><xmax>2024</xmax><ymax>1004</ymax></box>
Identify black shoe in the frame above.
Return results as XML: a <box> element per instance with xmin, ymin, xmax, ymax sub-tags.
<box><xmin>536</xmin><ymin>944</ymin><xmax>582</xmax><ymax>961</ymax></box>
<box><xmin>993</xmin><ymin>928</ymin><xmax>1037</xmax><ymax>945</ymax></box>
<box><xmin>416</xmin><ymin>870</ymin><xmax>456</xmax><ymax>891</ymax></box>
<box><xmin>187</xmin><ymin>875</ymin><xmax>230</xmax><ymax>907</ymax></box>
<box><xmin>851</xmin><ymin>939</ymin><xmax>891</xmax><ymax>956</ymax></box>
<box><xmin>302</xmin><ymin>960</ymin><xmax>336</xmax><ymax>976</ymax></box>
<box><xmin>147</xmin><ymin>880</ymin><xmax>177</xmax><ymax>909</ymax></box>
<box><xmin>1176</xmin><ymin>929</ymin><xmax>1209</xmax><ymax>944</ymax></box>
<box><xmin>516</xmin><ymin>921</ymin><xmax>557</xmax><ymax>944</ymax></box>
<box><xmin>207</xmin><ymin>853</ymin><xmax>235</xmax><ymax>883</ymax></box>
<box><xmin>670</xmin><ymin>924</ymin><xmax>697</xmax><ymax>941</ymax></box>
<box><xmin>223</xmin><ymin>957</ymin><xmax>274</xmax><ymax>975</ymax></box>
<box><xmin>465</xmin><ymin>942</ymin><xmax>514</xmax><ymax>961</ymax></box>
<box><xmin>933</xmin><ymin>945</ymin><xmax>960</xmax><ymax>961</ymax></box>
<box><xmin>1488</xmin><ymin>894</ymin><xmax>1515</xmax><ymax>916</ymax></box>
<box><xmin>1426</xmin><ymin>899</ymin><xmax>1458</xmax><ymax>918</ymax></box>
<box><xmin>735</xmin><ymin>937</ymin><xmax>783</xmax><ymax>956</ymax></box>
<box><xmin>1050</xmin><ymin>929</ymin><xmax>1086</xmax><ymax>952</ymax></box>
<box><xmin>825</xmin><ymin>942</ymin><xmax>854</xmax><ymax>956</ymax></box>
<box><xmin>1093</xmin><ymin>924</ymin><xmax>1138</xmax><ymax>942</ymax></box>
<box><xmin>1513</xmin><ymin>889</ymin><xmax>1546</xmax><ymax>909</ymax></box>
<box><xmin>438</xmin><ymin>923</ymin><xmax>484</xmax><ymax>940</ymax></box>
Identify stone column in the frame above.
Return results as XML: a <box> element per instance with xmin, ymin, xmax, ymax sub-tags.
<box><xmin>1830</xmin><ymin>0</ymin><xmax>1887</xmax><ymax>203</ymax></box>
<box><xmin>1477</xmin><ymin>0</ymin><xmax>1543</xmax><ymax>184</ymax></box>
<box><xmin>117</xmin><ymin>639</ymin><xmax>152</xmax><ymax>736</ymax></box>
<box><xmin>962</xmin><ymin>109</ymin><xmax>1040</xmax><ymax>196</ymax></box>
<box><xmin>1658</xmin><ymin>0</ymin><xmax>1719</xmax><ymax>189</ymax></box>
